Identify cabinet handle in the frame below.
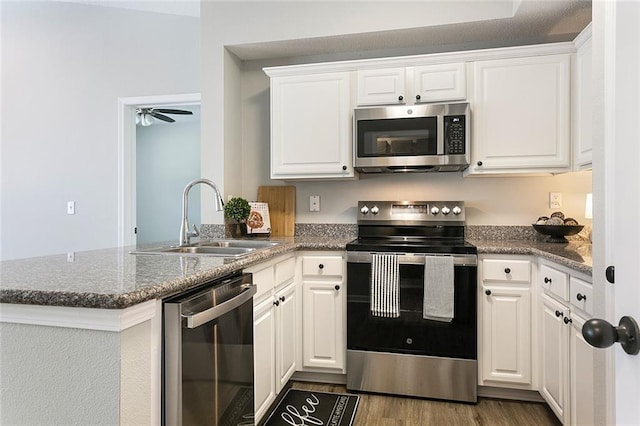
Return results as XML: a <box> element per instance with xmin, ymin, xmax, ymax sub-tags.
<box><xmin>280</xmin><ymin>296</ymin><xmax>286</xmax><ymax>302</ymax></box>
<box><xmin>477</xmin><ymin>161</ymin><xmax>483</xmax><ymax>167</ymax></box>
<box><xmin>415</xmin><ymin>94</ymin><xmax>421</xmax><ymax>101</ymax></box>
<box><xmin>555</xmin><ymin>310</ymin><xmax>564</xmax><ymax>318</ymax></box>
<box><xmin>544</xmin><ymin>277</ymin><xmax>552</xmax><ymax>284</ymax></box>
<box><xmin>318</xmin><ymin>264</ymin><xmax>324</xmax><ymax>269</ymax></box>
<box><xmin>485</xmin><ymin>289</ymin><xmax>492</xmax><ymax>296</ymax></box>
<box><xmin>273</xmin><ymin>300</ymin><xmax>280</xmax><ymax>307</ymax></box>
<box><xmin>504</xmin><ymin>267</ymin><xmax>511</xmax><ymax>274</ymax></box>
<box><xmin>342</xmin><ymin>165</ymin><xmax>347</xmax><ymax>171</ymax></box>
<box><xmin>564</xmin><ymin>316</ymin><xmax>573</xmax><ymax>325</ymax></box>
<box><xmin>577</xmin><ymin>293</ymin><xmax>587</xmax><ymax>302</ymax></box>
<box><xmin>398</xmin><ymin>95</ymin><xmax>404</xmax><ymax>102</ymax></box>
<box><xmin>335</xmin><ymin>285</ymin><xmax>341</xmax><ymax>291</ymax></box>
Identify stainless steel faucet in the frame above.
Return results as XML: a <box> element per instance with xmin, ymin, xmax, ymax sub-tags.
<box><xmin>179</xmin><ymin>178</ymin><xmax>224</xmax><ymax>246</ymax></box>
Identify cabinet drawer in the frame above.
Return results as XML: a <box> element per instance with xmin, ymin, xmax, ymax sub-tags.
<box><xmin>252</xmin><ymin>266</ymin><xmax>275</xmax><ymax>302</ymax></box>
<box><xmin>275</xmin><ymin>256</ymin><xmax>295</xmax><ymax>287</ymax></box>
<box><xmin>302</xmin><ymin>256</ymin><xmax>343</xmax><ymax>277</ymax></box>
<box><xmin>482</xmin><ymin>259</ymin><xmax>531</xmax><ymax>282</ymax></box>
<box><xmin>540</xmin><ymin>264</ymin><xmax>569</xmax><ymax>302</ymax></box>
<box><xmin>570</xmin><ymin>276</ymin><xmax>593</xmax><ymax>315</ymax></box>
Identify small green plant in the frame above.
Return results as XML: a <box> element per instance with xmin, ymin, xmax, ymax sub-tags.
<box><xmin>224</xmin><ymin>197</ymin><xmax>251</xmax><ymax>222</ymax></box>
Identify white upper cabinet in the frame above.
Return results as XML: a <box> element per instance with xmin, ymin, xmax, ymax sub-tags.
<box><xmin>356</xmin><ymin>63</ymin><xmax>466</xmax><ymax>106</ymax></box>
<box><xmin>468</xmin><ymin>54</ymin><xmax>571</xmax><ymax>175</ymax></box>
<box><xmin>269</xmin><ymin>72</ymin><xmax>354</xmax><ymax>180</ymax></box>
<box><xmin>572</xmin><ymin>24</ymin><xmax>593</xmax><ymax>170</ymax></box>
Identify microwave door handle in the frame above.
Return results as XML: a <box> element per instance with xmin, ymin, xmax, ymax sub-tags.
<box><xmin>437</xmin><ymin>115</ymin><xmax>445</xmax><ymax>155</ymax></box>
<box><xmin>182</xmin><ymin>284</ymin><xmax>257</xmax><ymax>329</ymax></box>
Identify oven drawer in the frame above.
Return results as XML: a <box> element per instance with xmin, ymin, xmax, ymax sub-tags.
<box><xmin>302</xmin><ymin>255</ymin><xmax>343</xmax><ymax>277</ymax></box>
<box><xmin>482</xmin><ymin>259</ymin><xmax>531</xmax><ymax>283</ymax></box>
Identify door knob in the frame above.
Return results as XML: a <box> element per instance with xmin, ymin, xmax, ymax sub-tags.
<box><xmin>582</xmin><ymin>316</ymin><xmax>640</xmax><ymax>355</ymax></box>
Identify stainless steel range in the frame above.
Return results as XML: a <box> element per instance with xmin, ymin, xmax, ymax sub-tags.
<box><xmin>345</xmin><ymin>201</ymin><xmax>478</xmax><ymax>403</ymax></box>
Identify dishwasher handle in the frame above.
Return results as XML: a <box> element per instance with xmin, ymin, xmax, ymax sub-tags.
<box><xmin>184</xmin><ymin>283</ymin><xmax>257</xmax><ymax>329</ymax></box>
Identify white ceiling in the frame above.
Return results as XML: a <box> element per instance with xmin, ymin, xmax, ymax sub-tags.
<box><xmin>62</xmin><ymin>0</ymin><xmax>591</xmax><ymax>61</ymax></box>
<box><xmin>227</xmin><ymin>0</ymin><xmax>592</xmax><ymax>61</ymax></box>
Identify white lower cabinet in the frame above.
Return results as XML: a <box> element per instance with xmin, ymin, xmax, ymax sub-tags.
<box><xmin>540</xmin><ymin>293</ymin><xmax>570</xmax><ymax>423</ymax></box>
<box><xmin>479</xmin><ymin>256</ymin><xmax>533</xmax><ymax>387</ymax></box>
<box><xmin>538</xmin><ymin>260</ymin><xmax>596</xmax><ymax>426</ymax></box>
<box><xmin>299</xmin><ymin>252</ymin><xmax>346</xmax><ymax>372</ymax></box>
<box><xmin>246</xmin><ymin>254</ymin><xmax>298</xmax><ymax>423</ymax></box>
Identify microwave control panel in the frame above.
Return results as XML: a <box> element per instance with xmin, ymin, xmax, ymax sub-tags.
<box><xmin>444</xmin><ymin>115</ymin><xmax>466</xmax><ymax>155</ymax></box>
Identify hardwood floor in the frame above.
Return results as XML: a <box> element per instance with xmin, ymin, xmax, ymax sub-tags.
<box><xmin>290</xmin><ymin>382</ymin><xmax>561</xmax><ymax>426</ymax></box>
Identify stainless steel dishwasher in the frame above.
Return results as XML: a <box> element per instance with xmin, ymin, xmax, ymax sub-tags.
<box><xmin>163</xmin><ymin>272</ymin><xmax>256</xmax><ymax>426</ymax></box>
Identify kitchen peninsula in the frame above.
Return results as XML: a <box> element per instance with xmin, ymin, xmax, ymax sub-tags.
<box><xmin>0</xmin><ymin>231</ymin><xmax>591</xmax><ymax>424</ymax></box>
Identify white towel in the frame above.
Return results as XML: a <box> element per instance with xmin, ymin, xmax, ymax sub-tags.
<box><xmin>370</xmin><ymin>253</ymin><xmax>400</xmax><ymax>318</ymax></box>
<box><xmin>423</xmin><ymin>255</ymin><xmax>455</xmax><ymax>322</ymax></box>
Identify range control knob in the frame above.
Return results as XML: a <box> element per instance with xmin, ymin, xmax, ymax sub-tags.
<box><xmin>452</xmin><ymin>206</ymin><xmax>462</xmax><ymax>216</ymax></box>
<box><xmin>371</xmin><ymin>205</ymin><xmax>380</xmax><ymax>215</ymax></box>
<box><xmin>430</xmin><ymin>206</ymin><xmax>440</xmax><ymax>215</ymax></box>
<box><xmin>360</xmin><ymin>205</ymin><xmax>369</xmax><ymax>215</ymax></box>
<box><xmin>441</xmin><ymin>206</ymin><xmax>451</xmax><ymax>215</ymax></box>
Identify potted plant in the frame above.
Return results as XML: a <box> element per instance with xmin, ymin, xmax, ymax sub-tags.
<box><xmin>224</xmin><ymin>197</ymin><xmax>251</xmax><ymax>237</ymax></box>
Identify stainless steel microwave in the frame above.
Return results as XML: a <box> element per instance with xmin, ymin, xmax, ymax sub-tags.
<box><xmin>353</xmin><ymin>102</ymin><xmax>470</xmax><ymax>173</ymax></box>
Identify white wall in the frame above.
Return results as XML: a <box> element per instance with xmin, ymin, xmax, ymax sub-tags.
<box><xmin>136</xmin><ymin>111</ymin><xmax>201</xmax><ymax>245</ymax></box>
<box><xmin>204</xmin><ymin>2</ymin><xmax>592</xmax><ymax>228</ymax></box>
<box><xmin>0</xmin><ymin>2</ymin><xmax>199</xmax><ymax>260</ymax></box>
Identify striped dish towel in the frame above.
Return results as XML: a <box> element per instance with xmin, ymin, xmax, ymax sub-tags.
<box><xmin>370</xmin><ymin>253</ymin><xmax>400</xmax><ymax>318</ymax></box>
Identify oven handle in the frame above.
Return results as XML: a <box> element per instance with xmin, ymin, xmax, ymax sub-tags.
<box><xmin>183</xmin><ymin>284</ymin><xmax>257</xmax><ymax>329</ymax></box>
<box><xmin>346</xmin><ymin>251</ymin><xmax>477</xmax><ymax>266</ymax></box>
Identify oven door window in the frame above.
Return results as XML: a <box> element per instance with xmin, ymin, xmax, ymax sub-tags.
<box><xmin>347</xmin><ymin>262</ymin><xmax>477</xmax><ymax>359</ymax></box>
<box><xmin>180</xmin><ymin>303</ymin><xmax>254</xmax><ymax>425</ymax></box>
<box><xmin>357</xmin><ymin>116</ymin><xmax>437</xmax><ymax>157</ymax></box>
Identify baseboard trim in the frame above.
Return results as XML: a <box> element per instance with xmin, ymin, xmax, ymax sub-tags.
<box><xmin>478</xmin><ymin>386</ymin><xmax>545</xmax><ymax>403</ymax></box>
<box><xmin>291</xmin><ymin>371</ymin><xmax>347</xmax><ymax>385</ymax></box>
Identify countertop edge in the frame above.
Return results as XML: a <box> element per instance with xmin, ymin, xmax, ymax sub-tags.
<box><xmin>1</xmin><ymin>239</ymin><xmax>591</xmax><ymax>309</ymax></box>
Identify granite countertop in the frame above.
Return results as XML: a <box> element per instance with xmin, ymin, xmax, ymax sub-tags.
<box><xmin>0</xmin><ymin>235</ymin><xmax>354</xmax><ymax>309</ymax></box>
<box><xmin>0</xmin><ymin>233</ymin><xmax>591</xmax><ymax>310</ymax></box>
<box><xmin>471</xmin><ymin>239</ymin><xmax>592</xmax><ymax>275</ymax></box>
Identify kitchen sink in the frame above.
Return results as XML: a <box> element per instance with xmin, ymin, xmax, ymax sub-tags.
<box><xmin>130</xmin><ymin>239</ymin><xmax>282</xmax><ymax>258</ymax></box>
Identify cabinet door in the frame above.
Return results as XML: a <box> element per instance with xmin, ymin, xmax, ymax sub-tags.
<box><xmin>356</xmin><ymin>68</ymin><xmax>406</xmax><ymax>106</ymax></box>
<box><xmin>302</xmin><ymin>280</ymin><xmax>345</xmax><ymax>370</ymax></box>
<box><xmin>570</xmin><ymin>313</ymin><xmax>596</xmax><ymax>426</ymax></box>
<box><xmin>470</xmin><ymin>54</ymin><xmax>571</xmax><ymax>174</ymax></box>
<box><xmin>274</xmin><ymin>282</ymin><xmax>297</xmax><ymax>392</ymax></box>
<box><xmin>413</xmin><ymin>63</ymin><xmax>466</xmax><ymax>103</ymax></box>
<box><xmin>270</xmin><ymin>72</ymin><xmax>354</xmax><ymax>179</ymax></box>
<box><xmin>540</xmin><ymin>294</ymin><xmax>570</xmax><ymax>425</ymax></box>
<box><xmin>253</xmin><ymin>298</ymin><xmax>276</xmax><ymax>423</ymax></box>
<box><xmin>481</xmin><ymin>285</ymin><xmax>531</xmax><ymax>385</ymax></box>
<box><xmin>573</xmin><ymin>33</ymin><xmax>593</xmax><ymax>170</ymax></box>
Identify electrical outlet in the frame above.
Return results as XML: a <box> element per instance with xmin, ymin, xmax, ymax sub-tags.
<box><xmin>67</xmin><ymin>252</ymin><xmax>75</xmax><ymax>262</ymax></box>
<box><xmin>549</xmin><ymin>192</ymin><xmax>562</xmax><ymax>209</ymax></box>
<box><xmin>67</xmin><ymin>201</ymin><xmax>75</xmax><ymax>215</ymax></box>
<box><xmin>309</xmin><ymin>195</ymin><xmax>320</xmax><ymax>212</ymax></box>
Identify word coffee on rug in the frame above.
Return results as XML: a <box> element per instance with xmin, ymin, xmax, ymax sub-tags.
<box><xmin>263</xmin><ymin>389</ymin><xmax>359</xmax><ymax>426</ymax></box>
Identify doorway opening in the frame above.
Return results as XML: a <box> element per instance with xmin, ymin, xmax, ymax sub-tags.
<box><xmin>118</xmin><ymin>93</ymin><xmax>201</xmax><ymax>247</ymax></box>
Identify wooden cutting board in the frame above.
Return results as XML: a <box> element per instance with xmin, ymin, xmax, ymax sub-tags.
<box><xmin>257</xmin><ymin>186</ymin><xmax>296</xmax><ymax>237</ymax></box>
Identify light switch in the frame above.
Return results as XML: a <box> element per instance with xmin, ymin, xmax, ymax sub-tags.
<box><xmin>310</xmin><ymin>195</ymin><xmax>320</xmax><ymax>212</ymax></box>
<box><xmin>67</xmin><ymin>201</ymin><xmax>75</xmax><ymax>215</ymax></box>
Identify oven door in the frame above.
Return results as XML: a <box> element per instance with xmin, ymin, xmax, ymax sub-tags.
<box><xmin>346</xmin><ymin>252</ymin><xmax>477</xmax><ymax>360</ymax></box>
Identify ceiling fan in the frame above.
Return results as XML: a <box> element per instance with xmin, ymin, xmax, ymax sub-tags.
<box><xmin>136</xmin><ymin>107</ymin><xmax>193</xmax><ymax>126</ymax></box>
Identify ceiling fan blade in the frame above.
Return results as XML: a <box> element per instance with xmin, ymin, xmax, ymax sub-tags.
<box><xmin>153</xmin><ymin>108</ymin><xmax>193</xmax><ymax>115</ymax></box>
<box><xmin>149</xmin><ymin>112</ymin><xmax>175</xmax><ymax>123</ymax></box>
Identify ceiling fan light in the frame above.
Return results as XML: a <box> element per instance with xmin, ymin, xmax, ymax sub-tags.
<box><xmin>141</xmin><ymin>113</ymin><xmax>154</xmax><ymax>127</ymax></box>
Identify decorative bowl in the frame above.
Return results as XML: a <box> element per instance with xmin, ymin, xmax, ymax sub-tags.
<box><xmin>532</xmin><ymin>224</ymin><xmax>584</xmax><ymax>243</ymax></box>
